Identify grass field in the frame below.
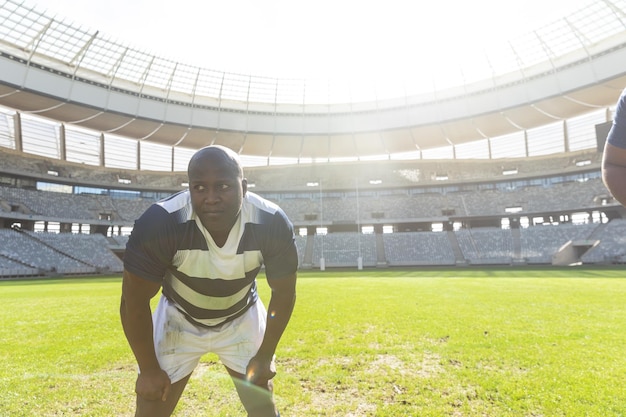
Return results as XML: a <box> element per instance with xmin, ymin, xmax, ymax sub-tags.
<box><xmin>1</xmin><ymin>266</ymin><xmax>626</xmax><ymax>416</ymax></box>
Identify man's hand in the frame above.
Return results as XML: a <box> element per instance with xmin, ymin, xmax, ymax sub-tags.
<box><xmin>245</xmin><ymin>355</ymin><xmax>277</xmax><ymax>386</ymax></box>
<box><xmin>135</xmin><ymin>368</ymin><xmax>171</xmax><ymax>402</ymax></box>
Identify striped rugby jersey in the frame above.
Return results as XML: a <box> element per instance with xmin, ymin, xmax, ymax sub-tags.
<box><xmin>124</xmin><ymin>190</ymin><xmax>298</xmax><ymax>327</ymax></box>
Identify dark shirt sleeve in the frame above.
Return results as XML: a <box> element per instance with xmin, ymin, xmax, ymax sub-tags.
<box><xmin>124</xmin><ymin>204</ymin><xmax>177</xmax><ymax>283</ymax></box>
<box><xmin>262</xmin><ymin>209</ymin><xmax>299</xmax><ymax>279</ymax></box>
<box><xmin>607</xmin><ymin>89</ymin><xmax>626</xmax><ymax>149</ymax></box>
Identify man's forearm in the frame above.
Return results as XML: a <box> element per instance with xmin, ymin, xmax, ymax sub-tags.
<box><xmin>603</xmin><ymin>163</ymin><xmax>626</xmax><ymax>207</ymax></box>
<box><xmin>120</xmin><ymin>298</ymin><xmax>161</xmax><ymax>372</ymax></box>
<box><xmin>602</xmin><ymin>143</ymin><xmax>626</xmax><ymax>207</ymax></box>
<box><xmin>256</xmin><ymin>287</ymin><xmax>296</xmax><ymax>359</ymax></box>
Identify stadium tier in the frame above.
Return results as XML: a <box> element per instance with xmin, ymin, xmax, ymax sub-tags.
<box><xmin>1</xmin><ymin>0</ymin><xmax>626</xmax><ymax>277</ymax></box>
<box><xmin>1</xmin><ymin>147</ymin><xmax>626</xmax><ymax>276</ymax></box>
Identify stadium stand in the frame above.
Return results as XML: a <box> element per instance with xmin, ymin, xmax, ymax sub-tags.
<box><xmin>455</xmin><ymin>228</ymin><xmax>514</xmax><ymax>265</ymax></box>
<box><xmin>0</xmin><ymin>175</ymin><xmax>613</xmax><ymax>224</ymax></box>
<box><xmin>310</xmin><ymin>233</ymin><xmax>378</xmax><ymax>268</ymax></box>
<box><xmin>383</xmin><ymin>232</ymin><xmax>456</xmax><ymax>266</ymax></box>
<box><xmin>0</xmin><ymin>0</ymin><xmax>625</xmax><ymax>277</ymax></box>
<box><xmin>26</xmin><ymin>231</ymin><xmax>123</xmax><ymax>273</ymax></box>
<box><xmin>519</xmin><ymin>223</ymin><xmax>599</xmax><ymax>264</ymax></box>
<box><xmin>581</xmin><ymin>219</ymin><xmax>626</xmax><ymax>263</ymax></box>
<box><xmin>1</xmin><ymin>159</ymin><xmax>625</xmax><ymax>278</ymax></box>
<box><xmin>0</xmin><ymin>228</ymin><xmax>95</xmax><ymax>275</ymax></box>
<box><xmin>1</xmin><ymin>179</ymin><xmax>626</xmax><ymax>277</ymax></box>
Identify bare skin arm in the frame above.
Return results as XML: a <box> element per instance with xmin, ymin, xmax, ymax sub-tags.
<box><xmin>246</xmin><ymin>272</ymin><xmax>297</xmax><ymax>384</ymax></box>
<box><xmin>120</xmin><ymin>269</ymin><xmax>171</xmax><ymax>402</ymax></box>
<box><xmin>602</xmin><ymin>142</ymin><xmax>626</xmax><ymax>207</ymax></box>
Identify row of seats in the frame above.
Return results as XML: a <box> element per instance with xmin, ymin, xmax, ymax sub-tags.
<box><xmin>0</xmin><ymin>177</ymin><xmax>610</xmax><ymax>224</ymax></box>
<box><xmin>0</xmin><ymin>185</ymin><xmax>153</xmax><ymax>221</ymax></box>
<box><xmin>383</xmin><ymin>232</ymin><xmax>455</xmax><ymax>266</ymax></box>
<box><xmin>1</xmin><ymin>220</ymin><xmax>624</xmax><ymax>277</ymax></box>
<box><xmin>519</xmin><ymin>223</ymin><xmax>599</xmax><ymax>263</ymax></box>
<box><xmin>456</xmin><ymin>228</ymin><xmax>514</xmax><ymax>264</ymax></box>
<box><xmin>0</xmin><ymin>147</ymin><xmax>602</xmax><ymax>192</ymax></box>
<box><xmin>311</xmin><ymin>233</ymin><xmax>379</xmax><ymax>267</ymax></box>
<box><xmin>30</xmin><ymin>231</ymin><xmax>124</xmax><ymax>271</ymax></box>
<box><xmin>0</xmin><ymin>229</ymin><xmax>123</xmax><ymax>276</ymax></box>
<box><xmin>293</xmin><ymin>221</ymin><xmax>621</xmax><ymax>268</ymax></box>
<box><xmin>581</xmin><ymin>219</ymin><xmax>626</xmax><ymax>263</ymax></box>
<box><xmin>0</xmin><ymin>253</ymin><xmax>39</xmax><ymax>277</ymax></box>
<box><xmin>277</xmin><ymin>178</ymin><xmax>609</xmax><ymax>222</ymax></box>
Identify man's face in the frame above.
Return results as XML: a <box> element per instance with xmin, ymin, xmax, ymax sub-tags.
<box><xmin>188</xmin><ymin>153</ymin><xmax>246</xmax><ymax>234</ymax></box>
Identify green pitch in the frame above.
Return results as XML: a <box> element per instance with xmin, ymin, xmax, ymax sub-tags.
<box><xmin>1</xmin><ymin>267</ymin><xmax>626</xmax><ymax>416</ymax></box>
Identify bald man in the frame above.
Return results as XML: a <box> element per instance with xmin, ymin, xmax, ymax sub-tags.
<box><xmin>120</xmin><ymin>145</ymin><xmax>297</xmax><ymax>417</ymax></box>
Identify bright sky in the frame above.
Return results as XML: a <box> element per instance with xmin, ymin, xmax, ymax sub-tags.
<box><xmin>28</xmin><ymin>0</ymin><xmax>592</xmax><ymax>82</ymax></box>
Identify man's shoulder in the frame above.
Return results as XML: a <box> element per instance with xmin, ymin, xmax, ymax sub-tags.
<box><xmin>155</xmin><ymin>190</ymin><xmax>191</xmax><ymax>214</ymax></box>
<box><xmin>134</xmin><ymin>191</ymin><xmax>192</xmax><ymax>230</ymax></box>
<box><xmin>242</xmin><ymin>193</ymin><xmax>294</xmax><ymax>234</ymax></box>
<box><xmin>244</xmin><ymin>192</ymin><xmax>281</xmax><ymax>215</ymax></box>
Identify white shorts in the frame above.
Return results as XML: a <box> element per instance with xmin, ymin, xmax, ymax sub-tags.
<box><xmin>152</xmin><ymin>296</ymin><xmax>270</xmax><ymax>384</ymax></box>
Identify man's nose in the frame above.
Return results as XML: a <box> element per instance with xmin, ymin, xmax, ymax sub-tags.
<box><xmin>203</xmin><ymin>188</ymin><xmax>220</xmax><ymax>203</ymax></box>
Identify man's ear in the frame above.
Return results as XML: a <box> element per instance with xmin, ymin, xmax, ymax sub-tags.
<box><xmin>242</xmin><ymin>178</ymin><xmax>248</xmax><ymax>196</ymax></box>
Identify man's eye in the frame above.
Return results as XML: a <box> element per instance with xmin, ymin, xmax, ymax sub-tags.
<box><xmin>193</xmin><ymin>185</ymin><xmax>206</xmax><ymax>191</ymax></box>
<box><xmin>219</xmin><ymin>184</ymin><xmax>230</xmax><ymax>190</ymax></box>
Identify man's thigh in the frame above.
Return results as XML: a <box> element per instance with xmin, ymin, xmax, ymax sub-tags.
<box><xmin>153</xmin><ymin>297</ymin><xmax>207</xmax><ymax>383</ymax></box>
<box><xmin>213</xmin><ymin>300</ymin><xmax>269</xmax><ymax>374</ymax></box>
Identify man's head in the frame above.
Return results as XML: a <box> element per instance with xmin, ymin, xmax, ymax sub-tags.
<box><xmin>187</xmin><ymin>145</ymin><xmax>247</xmax><ymax>235</ymax></box>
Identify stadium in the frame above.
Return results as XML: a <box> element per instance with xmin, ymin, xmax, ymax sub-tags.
<box><xmin>1</xmin><ymin>0</ymin><xmax>626</xmax><ymax>277</ymax></box>
<box><xmin>2</xmin><ymin>1</ymin><xmax>626</xmax><ymax>416</ymax></box>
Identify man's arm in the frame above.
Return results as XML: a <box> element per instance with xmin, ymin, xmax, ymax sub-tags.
<box><xmin>120</xmin><ymin>269</ymin><xmax>170</xmax><ymax>401</ymax></box>
<box><xmin>602</xmin><ymin>142</ymin><xmax>626</xmax><ymax>207</ymax></box>
<box><xmin>246</xmin><ymin>272</ymin><xmax>297</xmax><ymax>383</ymax></box>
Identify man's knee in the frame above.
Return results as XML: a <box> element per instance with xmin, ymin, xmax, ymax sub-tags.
<box><xmin>232</xmin><ymin>377</ymin><xmax>277</xmax><ymax>417</ymax></box>
<box><xmin>134</xmin><ymin>374</ymin><xmax>191</xmax><ymax>417</ymax></box>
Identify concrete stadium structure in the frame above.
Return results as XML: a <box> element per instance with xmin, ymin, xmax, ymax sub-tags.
<box><xmin>0</xmin><ymin>0</ymin><xmax>626</xmax><ymax>276</ymax></box>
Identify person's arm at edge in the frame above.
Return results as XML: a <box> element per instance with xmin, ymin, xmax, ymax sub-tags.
<box><xmin>247</xmin><ymin>271</ymin><xmax>297</xmax><ymax>383</ymax></box>
<box><xmin>602</xmin><ymin>142</ymin><xmax>626</xmax><ymax>207</ymax></box>
<box><xmin>120</xmin><ymin>268</ymin><xmax>171</xmax><ymax>401</ymax></box>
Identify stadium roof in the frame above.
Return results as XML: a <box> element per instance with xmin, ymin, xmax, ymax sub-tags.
<box><xmin>0</xmin><ymin>0</ymin><xmax>625</xmax><ymax>166</ymax></box>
